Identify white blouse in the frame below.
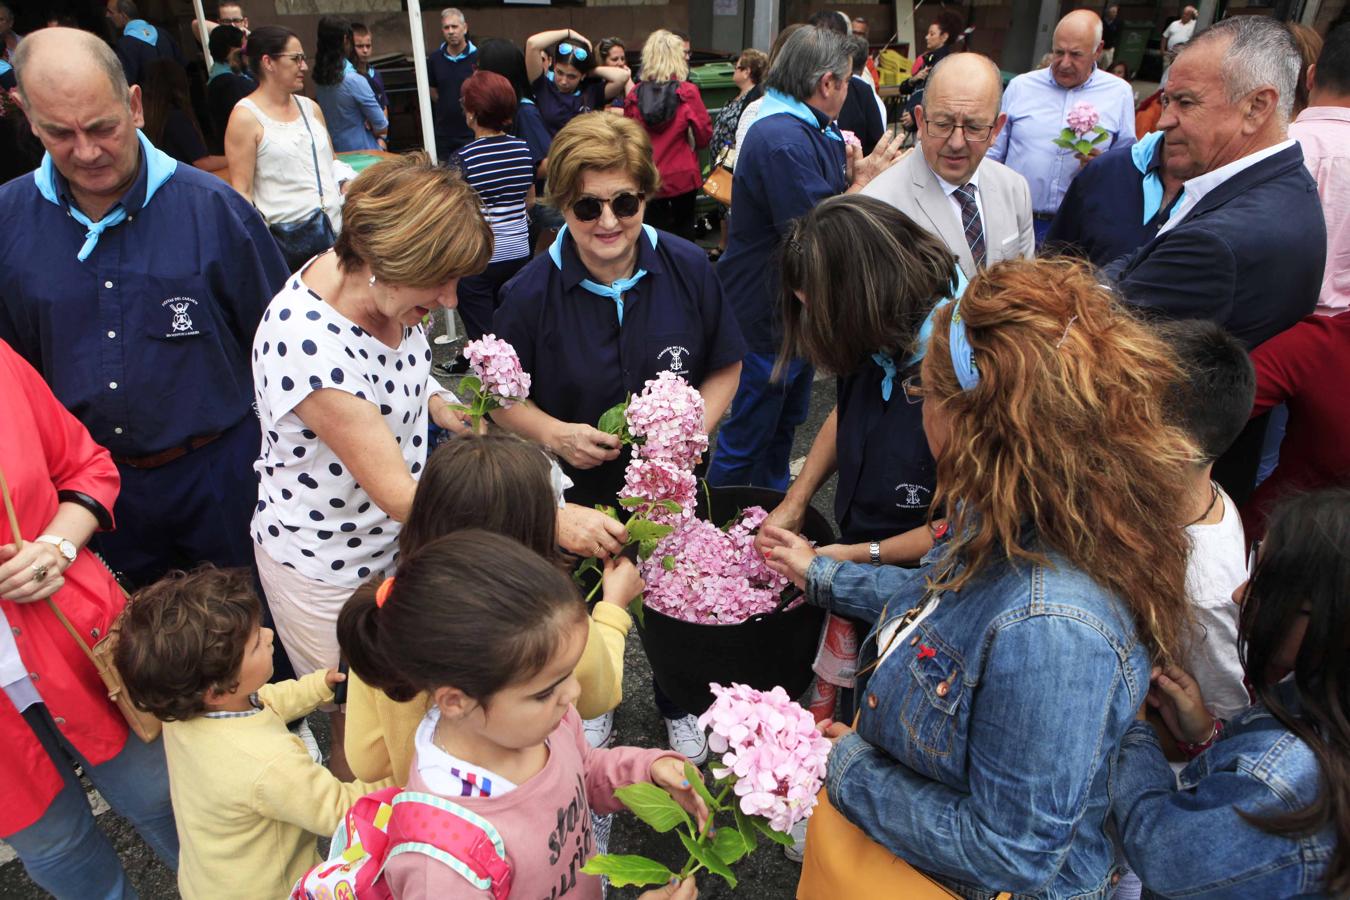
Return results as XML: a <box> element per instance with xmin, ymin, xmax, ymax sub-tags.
<box><xmin>251</xmin><ymin>268</ymin><xmax>454</xmax><ymax>588</ymax></box>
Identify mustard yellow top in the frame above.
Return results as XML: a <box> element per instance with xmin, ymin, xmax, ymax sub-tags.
<box><xmin>345</xmin><ymin>602</ymin><xmax>633</xmax><ymax>784</ymax></box>
<box><xmin>163</xmin><ymin>671</ymin><xmax>395</xmax><ymax>900</ymax></box>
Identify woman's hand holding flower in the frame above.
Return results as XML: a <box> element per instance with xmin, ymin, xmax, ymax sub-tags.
<box><xmin>557</xmin><ymin>503</ymin><xmax>627</xmax><ymax>558</ymax></box>
<box><xmin>551</xmin><ymin>422</ymin><xmax>622</xmax><ymax>469</ymax></box>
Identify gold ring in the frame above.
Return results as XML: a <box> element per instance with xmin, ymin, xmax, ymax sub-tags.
<box><xmin>31</xmin><ymin>563</ymin><xmax>49</xmax><ymax>583</ymax></box>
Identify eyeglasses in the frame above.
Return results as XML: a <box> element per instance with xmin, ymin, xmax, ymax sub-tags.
<box><xmin>557</xmin><ymin>42</ymin><xmax>588</xmax><ymax>62</ymax></box>
<box><xmin>273</xmin><ymin>52</ymin><xmax>307</xmax><ymax>64</ymax></box>
<box><xmin>901</xmin><ymin>373</ymin><xmax>925</xmax><ymax>404</ymax></box>
<box><xmin>218</xmin><ymin>16</ymin><xmax>246</xmax><ymax>25</ymax></box>
<box><xmin>572</xmin><ymin>192</ymin><xmax>644</xmax><ymax>222</ymax></box>
<box><xmin>924</xmin><ymin>119</ymin><xmax>995</xmax><ymax>143</ymax></box>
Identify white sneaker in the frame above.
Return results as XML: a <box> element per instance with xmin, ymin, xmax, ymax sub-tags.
<box><xmin>432</xmin><ymin>334</ymin><xmax>453</xmax><ymax>345</ymax></box>
<box><xmin>582</xmin><ymin>711</ymin><xmax>614</xmax><ymax>749</ymax></box>
<box><xmin>783</xmin><ymin>816</ymin><xmax>809</xmax><ymax>863</ymax></box>
<box><xmin>663</xmin><ymin>714</ymin><xmax>708</xmax><ymax>765</ymax></box>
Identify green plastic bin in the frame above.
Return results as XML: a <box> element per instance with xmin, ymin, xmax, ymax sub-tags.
<box><xmin>689</xmin><ymin>61</ymin><xmax>738</xmax><ymax>117</ymax></box>
<box><xmin>1116</xmin><ymin>21</ymin><xmax>1153</xmax><ymax>78</ymax></box>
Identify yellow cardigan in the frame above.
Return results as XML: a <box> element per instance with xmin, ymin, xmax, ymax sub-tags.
<box><xmin>163</xmin><ymin>671</ymin><xmax>394</xmax><ymax>900</ymax></box>
<box><xmin>345</xmin><ymin>601</ymin><xmax>633</xmax><ymax>784</ymax></box>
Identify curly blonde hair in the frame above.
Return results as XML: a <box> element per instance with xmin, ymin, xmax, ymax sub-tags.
<box><xmin>924</xmin><ymin>258</ymin><xmax>1195</xmax><ymax>660</ymax></box>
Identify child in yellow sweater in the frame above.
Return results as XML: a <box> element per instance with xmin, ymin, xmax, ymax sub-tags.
<box><xmin>116</xmin><ymin>568</ymin><xmax>393</xmax><ymax>900</ymax></box>
<box><xmin>344</xmin><ymin>434</ymin><xmax>639</xmax><ymax>785</ymax></box>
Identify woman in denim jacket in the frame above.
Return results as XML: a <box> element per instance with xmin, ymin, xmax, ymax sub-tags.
<box><xmin>1114</xmin><ymin>488</ymin><xmax>1349</xmax><ymax>898</ymax></box>
<box><xmin>765</xmin><ymin>259</ymin><xmax>1196</xmax><ymax>899</ymax></box>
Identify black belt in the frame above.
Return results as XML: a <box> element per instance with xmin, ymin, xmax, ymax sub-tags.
<box><xmin>113</xmin><ymin>432</ymin><xmax>222</xmax><ymax>469</ymax></box>
<box><xmin>1033</xmin><ymin>212</ymin><xmax>1057</xmax><ymax>222</ymax></box>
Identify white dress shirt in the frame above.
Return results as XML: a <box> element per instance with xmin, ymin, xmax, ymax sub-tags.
<box><xmin>1158</xmin><ymin>140</ymin><xmax>1296</xmax><ymax>236</ymax></box>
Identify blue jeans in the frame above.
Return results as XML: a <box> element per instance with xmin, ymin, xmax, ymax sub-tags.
<box><xmin>5</xmin><ymin>705</ymin><xmax>178</xmax><ymax>899</ymax></box>
<box><xmin>707</xmin><ymin>354</ymin><xmax>813</xmax><ymax>491</ymax></box>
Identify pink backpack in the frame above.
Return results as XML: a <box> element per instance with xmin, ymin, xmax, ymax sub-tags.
<box><xmin>290</xmin><ymin>786</ymin><xmax>513</xmax><ymax>900</ymax></box>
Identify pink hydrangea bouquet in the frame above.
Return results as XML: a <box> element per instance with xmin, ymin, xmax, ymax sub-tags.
<box><xmin>1053</xmin><ymin>101</ymin><xmax>1110</xmax><ymax>156</ymax></box>
<box><xmin>450</xmin><ymin>334</ymin><xmax>530</xmax><ymax>430</ymax></box>
<box><xmin>582</xmin><ymin>682</ymin><xmax>831</xmax><ymax>889</ymax></box>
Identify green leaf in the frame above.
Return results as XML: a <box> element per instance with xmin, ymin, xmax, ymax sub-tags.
<box><xmin>733</xmin><ymin>806</ymin><xmax>759</xmax><ymax>852</ymax></box>
<box><xmin>615</xmin><ymin>782</ymin><xmax>691</xmax><ymax>833</ymax></box>
<box><xmin>638</xmin><ymin>537</ymin><xmax>660</xmax><ymax>559</ymax></box>
<box><xmin>683</xmin><ymin>762</ymin><xmax>717</xmax><ymax>811</ymax></box>
<box><xmin>618</xmin><ymin>496</ymin><xmax>646</xmax><ymax>508</ymax></box>
<box><xmin>662</xmin><ymin>555</ymin><xmax>676</xmax><ymax>572</ymax></box>
<box><xmin>580</xmin><ymin>854</ymin><xmax>676</xmax><ymax>888</ymax></box>
<box><xmin>629</xmin><ymin>593</ymin><xmax>646</xmax><ymax>628</ymax></box>
<box><xmin>657</xmin><ymin>499</ymin><xmax>683</xmax><ymax>513</ymax></box>
<box><xmin>712</xmin><ymin>827</ymin><xmax>752</xmax><ymax>865</ymax></box>
<box><xmin>753</xmin><ymin>816</ymin><xmax>796</xmax><ymax>847</ymax></box>
<box><xmin>678</xmin><ymin>830</ymin><xmax>738</xmax><ymax>888</ymax></box>
<box><xmin>594</xmin><ymin>504</ymin><xmax>620</xmax><ymax>520</ymax></box>
<box><xmin>626</xmin><ymin>519</ymin><xmax>674</xmax><ymax>545</ymax></box>
<box><xmin>597</xmin><ymin>398</ymin><xmax>631</xmax><ymax>437</ymax></box>
<box><xmin>1058</xmin><ymin>126</ymin><xmax>1076</xmax><ymax>141</ymax></box>
<box><xmin>457</xmin><ymin>374</ymin><xmax>482</xmax><ymax>396</ymax></box>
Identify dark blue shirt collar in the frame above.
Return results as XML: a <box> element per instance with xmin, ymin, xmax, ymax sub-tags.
<box><xmin>553</xmin><ymin>224</ymin><xmax>665</xmax><ymax>290</ymax></box>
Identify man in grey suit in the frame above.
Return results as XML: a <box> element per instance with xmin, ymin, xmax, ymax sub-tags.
<box><xmin>862</xmin><ymin>53</ymin><xmax>1034</xmax><ymax>279</ymax></box>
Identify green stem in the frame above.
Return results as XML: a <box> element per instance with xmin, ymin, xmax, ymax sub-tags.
<box><xmin>702</xmin><ymin>477</ymin><xmax>713</xmax><ymax>520</ymax></box>
<box><xmin>713</xmin><ymin>782</ymin><xmax>733</xmax><ymax>812</ymax></box>
<box><xmin>584</xmin><ymin>574</ymin><xmax>603</xmax><ymax>603</ymax></box>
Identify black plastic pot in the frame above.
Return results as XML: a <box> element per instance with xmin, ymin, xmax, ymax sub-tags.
<box><xmin>635</xmin><ymin>486</ymin><xmax>836</xmax><ymax>716</ymax></box>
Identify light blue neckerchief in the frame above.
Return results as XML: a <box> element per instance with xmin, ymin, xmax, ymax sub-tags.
<box><xmin>906</xmin><ymin>267</ymin><xmax>970</xmax><ymax>367</ymax></box>
<box><xmin>343</xmin><ymin>58</ymin><xmax>357</xmax><ymax>76</ymax></box>
<box><xmin>549</xmin><ymin>224</ymin><xmax>659</xmax><ymax>325</ymax></box>
<box><xmin>758</xmin><ymin>88</ymin><xmax>843</xmax><ymax>141</ymax></box>
<box><xmin>123</xmin><ymin>19</ymin><xmax>158</xmax><ymax>46</ymax></box>
<box><xmin>1131</xmin><ymin>131</ymin><xmax>1179</xmax><ymax>225</ymax></box>
<box><xmin>207</xmin><ymin>61</ymin><xmax>232</xmax><ymax>83</ymax></box>
<box><xmin>441</xmin><ymin>40</ymin><xmax>476</xmax><ymax>62</ymax></box>
<box><xmin>871</xmin><ymin>353</ymin><xmax>898</xmax><ymax>401</ymax></box>
<box><xmin>0</xmin><ymin>60</ymin><xmax>12</xmax><ymax>79</ymax></box>
<box><xmin>34</xmin><ymin>130</ymin><xmax>178</xmax><ymax>261</ymax></box>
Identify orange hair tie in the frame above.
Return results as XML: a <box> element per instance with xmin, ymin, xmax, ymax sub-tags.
<box><xmin>375</xmin><ymin>577</ymin><xmax>395</xmax><ymax>609</ymax></box>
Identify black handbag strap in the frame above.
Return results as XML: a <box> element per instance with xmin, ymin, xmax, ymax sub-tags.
<box><xmin>293</xmin><ymin>95</ymin><xmax>325</xmax><ymax>205</ymax></box>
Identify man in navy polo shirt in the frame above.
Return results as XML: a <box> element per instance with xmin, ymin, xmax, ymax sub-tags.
<box><xmin>427</xmin><ymin>7</ymin><xmax>476</xmax><ymax>157</ymax></box>
<box><xmin>105</xmin><ymin>0</ymin><xmax>184</xmax><ymax>87</ymax></box>
<box><xmin>707</xmin><ymin>25</ymin><xmax>903</xmax><ymax>490</ymax></box>
<box><xmin>0</xmin><ymin>29</ymin><xmax>289</xmax><ymax>586</ymax></box>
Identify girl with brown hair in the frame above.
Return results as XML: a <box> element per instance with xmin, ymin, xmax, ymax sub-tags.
<box><xmin>765</xmin><ymin>257</ymin><xmax>1195</xmax><ymax>897</ymax></box>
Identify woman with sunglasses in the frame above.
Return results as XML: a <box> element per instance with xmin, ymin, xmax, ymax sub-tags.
<box><xmin>226</xmin><ymin>25</ymin><xmax>343</xmax><ymax>266</ymax></box>
<box><xmin>524</xmin><ymin>28</ymin><xmax>629</xmax><ymax>137</ymax></box>
<box><xmin>491</xmin><ymin>113</ymin><xmax>745</xmax><ymax>760</ymax></box>
<box><xmin>763</xmin><ymin>258</ymin><xmax>1195</xmax><ymax>897</ymax></box>
<box><xmin>1114</xmin><ymin>488</ymin><xmax>1349</xmax><ymax>898</ymax></box>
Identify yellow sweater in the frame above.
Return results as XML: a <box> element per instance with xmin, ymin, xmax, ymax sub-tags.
<box><xmin>346</xmin><ymin>601</ymin><xmax>633</xmax><ymax>784</ymax></box>
<box><xmin>163</xmin><ymin>670</ymin><xmax>394</xmax><ymax>900</ymax></box>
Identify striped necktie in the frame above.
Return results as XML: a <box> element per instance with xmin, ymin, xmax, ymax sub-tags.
<box><xmin>953</xmin><ymin>182</ymin><xmax>987</xmax><ymax>269</ymax></box>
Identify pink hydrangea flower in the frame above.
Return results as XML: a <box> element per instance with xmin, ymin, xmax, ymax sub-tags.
<box><xmin>640</xmin><ymin>508</ymin><xmax>792</xmax><ymax>624</ymax></box>
<box><xmin>840</xmin><ymin>129</ymin><xmax>862</xmax><ymax>150</ymax></box>
<box><xmin>1065</xmin><ymin>101</ymin><xmax>1101</xmax><ymax>138</ymax></box>
<box><xmin>621</xmin><ymin>458</ymin><xmax>697</xmax><ymax>525</ymax></box>
<box><xmin>697</xmin><ymin>683</ymin><xmax>832</xmax><ymax>834</ymax></box>
<box><xmin>626</xmin><ymin>371</ymin><xmax>708</xmax><ymax>469</ymax></box>
<box><xmin>463</xmin><ymin>334</ymin><xmax>531</xmax><ymax>407</ymax></box>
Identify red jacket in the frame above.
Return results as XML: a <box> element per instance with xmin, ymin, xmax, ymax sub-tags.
<box><xmin>624</xmin><ymin>80</ymin><xmax>713</xmax><ymax>199</ymax></box>
<box><xmin>0</xmin><ymin>340</ymin><xmax>129</xmax><ymax>836</ymax></box>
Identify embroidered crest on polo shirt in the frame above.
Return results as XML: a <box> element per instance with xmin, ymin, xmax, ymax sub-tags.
<box><xmin>659</xmin><ymin>345</ymin><xmax>691</xmax><ymax>375</ymax></box>
<box><xmin>161</xmin><ymin>297</ymin><xmax>200</xmax><ymax>337</ymax></box>
<box><xmin>894</xmin><ymin>482</ymin><xmax>932</xmax><ymax>508</ymax></box>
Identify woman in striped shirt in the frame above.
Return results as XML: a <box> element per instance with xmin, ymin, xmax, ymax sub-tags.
<box><xmin>451</xmin><ymin>70</ymin><xmax>537</xmax><ymax>342</ymax></box>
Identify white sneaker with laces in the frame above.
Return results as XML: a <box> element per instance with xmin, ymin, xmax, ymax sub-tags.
<box><xmin>663</xmin><ymin>714</ymin><xmax>708</xmax><ymax>765</ymax></box>
<box><xmin>783</xmin><ymin>816</ymin><xmax>809</xmax><ymax>863</ymax></box>
<box><xmin>582</xmin><ymin>711</ymin><xmax>614</xmax><ymax>749</ymax></box>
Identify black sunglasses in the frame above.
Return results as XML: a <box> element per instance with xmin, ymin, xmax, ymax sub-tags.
<box><xmin>572</xmin><ymin>192</ymin><xmax>644</xmax><ymax>222</ymax></box>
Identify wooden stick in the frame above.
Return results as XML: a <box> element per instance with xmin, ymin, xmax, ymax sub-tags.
<box><xmin>0</xmin><ymin>463</ymin><xmax>22</xmax><ymax>550</ymax></box>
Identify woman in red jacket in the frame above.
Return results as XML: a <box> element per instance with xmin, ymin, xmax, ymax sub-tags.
<box><xmin>624</xmin><ymin>28</ymin><xmax>712</xmax><ymax>241</ymax></box>
<box><xmin>0</xmin><ymin>339</ymin><xmax>178</xmax><ymax>896</ymax></box>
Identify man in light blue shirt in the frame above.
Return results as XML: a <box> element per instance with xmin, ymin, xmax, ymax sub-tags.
<box><xmin>987</xmin><ymin>9</ymin><xmax>1136</xmax><ymax>241</ymax></box>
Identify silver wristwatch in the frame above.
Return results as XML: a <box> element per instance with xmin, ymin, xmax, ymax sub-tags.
<box><xmin>869</xmin><ymin>541</ymin><xmax>882</xmax><ymax>565</ymax></box>
<box><xmin>36</xmin><ymin>534</ymin><xmax>77</xmax><ymax>565</ymax></box>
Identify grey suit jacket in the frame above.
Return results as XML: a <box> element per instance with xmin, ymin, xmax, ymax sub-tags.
<box><xmin>860</xmin><ymin>149</ymin><xmax>1035</xmax><ymax>279</ymax></box>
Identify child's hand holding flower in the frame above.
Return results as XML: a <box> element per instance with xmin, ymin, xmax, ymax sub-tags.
<box><xmin>649</xmin><ymin>756</ymin><xmax>711</xmax><ymax>834</ymax></box>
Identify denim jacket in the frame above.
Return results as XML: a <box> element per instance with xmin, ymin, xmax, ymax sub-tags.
<box><xmin>1113</xmin><ymin>688</ymin><xmax>1334</xmax><ymax>899</ymax></box>
<box><xmin>806</xmin><ymin>544</ymin><xmax>1149</xmax><ymax>900</ymax></box>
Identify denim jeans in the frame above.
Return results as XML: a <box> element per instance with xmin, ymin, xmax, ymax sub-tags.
<box><xmin>5</xmin><ymin>704</ymin><xmax>178</xmax><ymax>899</ymax></box>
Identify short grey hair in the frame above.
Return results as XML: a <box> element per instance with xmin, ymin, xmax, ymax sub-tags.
<box><xmin>13</xmin><ymin>29</ymin><xmax>131</xmax><ymax>109</ymax></box>
<box><xmin>1180</xmin><ymin>16</ymin><xmax>1299</xmax><ymax>123</ymax></box>
<box><xmin>440</xmin><ymin>7</ymin><xmax>463</xmax><ymax>23</ymax></box>
<box><xmin>764</xmin><ymin>25</ymin><xmax>852</xmax><ymax>102</ymax></box>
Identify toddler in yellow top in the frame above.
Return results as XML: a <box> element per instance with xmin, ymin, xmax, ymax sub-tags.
<box><xmin>116</xmin><ymin>567</ymin><xmax>393</xmax><ymax>900</ymax></box>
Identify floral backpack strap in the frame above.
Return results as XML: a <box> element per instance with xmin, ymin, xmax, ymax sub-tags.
<box><xmin>383</xmin><ymin>791</ymin><xmax>513</xmax><ymax>900</ymax></box>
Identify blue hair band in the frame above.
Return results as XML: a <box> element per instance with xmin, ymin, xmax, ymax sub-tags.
<box><xmin>948</xmin><ymin>300</ymin><xmax>980</xmax><ymax>391</ymax></box>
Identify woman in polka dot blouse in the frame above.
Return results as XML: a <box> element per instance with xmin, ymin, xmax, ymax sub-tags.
<box><xmin>249</xmin><ymin>154</ymin><xmax>490</xmax><ymax>778</ymax></box>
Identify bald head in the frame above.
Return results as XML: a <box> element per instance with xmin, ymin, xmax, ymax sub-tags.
<box><xmin>916</xmin><ymin>53</ymin><xmax>1008</xmax><ymax>185</ymax></box>
<box><xmin>14</xmin><ymin>27</ymin><xmax>131</xmax><ymax>109</ymax></box>
<box><xmin>1050</xmin><ymin>10</ymin><xmax>1104</xmax><ymax>88</ymax></box>
<box><xmin>926</xmin><ymin>52</ymin><xmax>1002</xmax><ymax>107</ymax></box>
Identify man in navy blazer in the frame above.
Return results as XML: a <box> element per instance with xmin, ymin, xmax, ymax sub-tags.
<box><xmin>1107</xmin><ymin>17</ymin><xmax>1325</xmax><ymax>351</ymax></box>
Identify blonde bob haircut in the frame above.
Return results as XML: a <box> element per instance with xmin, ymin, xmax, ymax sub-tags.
<box><xmin>544</xmin><ymin>113</ymin><xmax>661</xmax><ymax>212</ymax></box>
<box><xmin>640</xmin><ymin>29</ymin><xmax>689</xmax><ymax>82</ymax></box>
<box><xmin>923</xmin><ymin>258</ymin><xmax>1196</xmax><ymax>662</ymax></box>
<box><xmin>332</xmin><ymin>152</ymin><xmax>492</xmax><ymax>288</ymax></box>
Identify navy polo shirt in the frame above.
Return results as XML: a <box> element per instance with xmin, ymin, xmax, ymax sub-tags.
<box><xmin>0</xmin><ymin>149</ymin><xmax>290</xmax><ymax>456</ymax></box>
<box><xmin>114</xmin><ymin>27</ymin><xmax>184</xmax><ymax>87</ymax></box>
<box><xmin>427</xmin><ymin>42</ymin><xmax>477</xmax><ymax>154</ymax></box>
<box><xmin>717</xmin><ymin>103</ymin><xmax>847</xmax><ymax>353</ymax></box>
<box><xmin>532</xmin><ymin>73</ymin><xmax>608</xmax><ymax>137</ymax></box>
<box><xmin>514</xmin><ymin>100</ymin><xmax>553</xmax><ymax>183</ymax></box>
<box><xmin>834</xmin><ymin>362</ymin><xmax>936</xmax><ymax>544</ymax></box>
<box><xmin>1045</xmin><ymin>139</ymin><xmax>1181</xmax><ymax>267</ymax></box>
<box><xmin>492</xmin><ymin>227</ymin><xmax>747</xmax><ymax>507</ymax></box>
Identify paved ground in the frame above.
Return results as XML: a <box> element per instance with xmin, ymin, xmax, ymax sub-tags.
<box><xmin>0</xmin><ymin>319</ymin><xmax>838</xmax><ymax>900</ymax></box>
